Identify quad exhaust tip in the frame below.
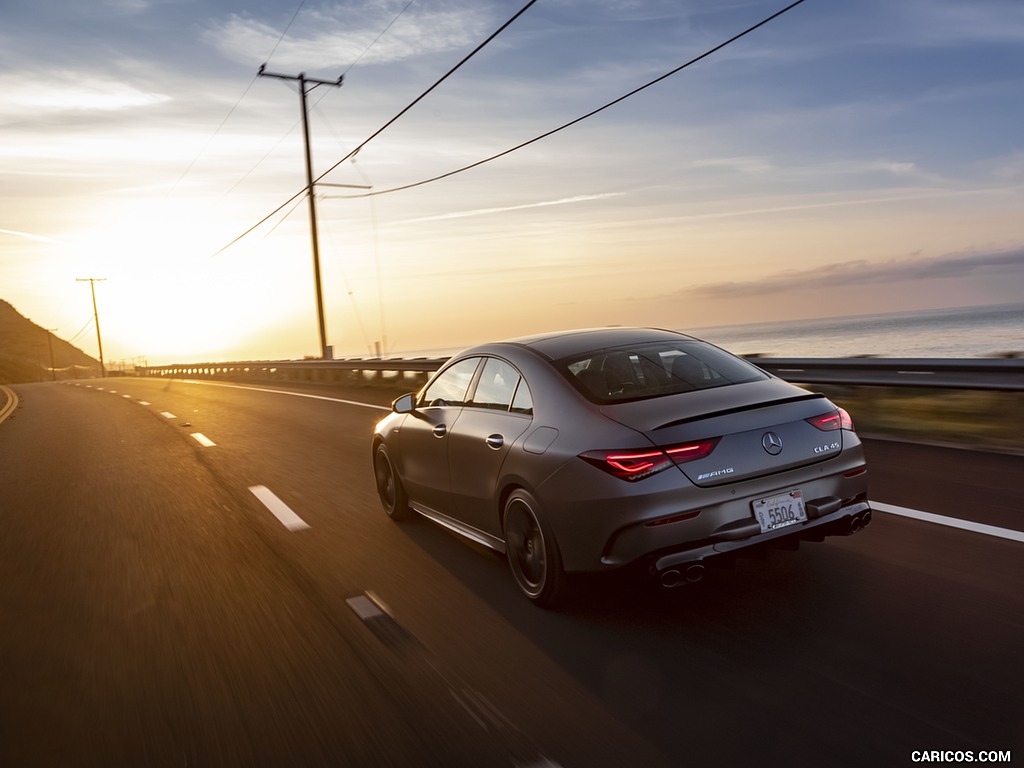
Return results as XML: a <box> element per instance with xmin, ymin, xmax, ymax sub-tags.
<box><xmin>660</xmin><ymin>564</ymin><xmax>705</xmax><ymax>588</ymax></box>
<box><xmin>659</xmin><ymin>508</ymin><xmax>873</xmax><ymax>587</ymax></box>
<box><xmin>847</xmin><ymin>509</ymin><xmax>872</xmax><ymax>534</ymax></box>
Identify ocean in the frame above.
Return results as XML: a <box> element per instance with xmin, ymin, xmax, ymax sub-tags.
<box><xmin>391</xmin><ymin>302</ymin><xmax>1023</xmax><ymax>361</ymax></box>
<box><xmin>691</xmin><ymin>302</ymin><xmax>1024</xmax><ymax>359</ymax></box>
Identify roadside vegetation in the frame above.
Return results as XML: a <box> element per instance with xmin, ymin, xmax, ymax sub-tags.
<box><xmin>817</xmin><ymin>386</ymin><xmax>1022</xmax><ymax>454</ymax></box>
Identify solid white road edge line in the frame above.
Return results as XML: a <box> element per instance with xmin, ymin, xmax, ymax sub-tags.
<box><xmin>178</xmin><ymin>379</ymin><xmax>391</xmax><ymax>411</ymax></box>
<box><xmin>874</xmin><ymin>501</ymin><xmax>1024</xmax><ymax>544</ymax></box>
<box><xmin>190</xmin><ymin>432</ymin><xmax>216</xmax><ymax>447</ymax></box>
<box><xmin>249</xmin><ymin>485</ymin><xmax>310</xmax><ymax>531</ymax></box>
<box><xmin>0</xmin><ymin>385</ymin><xmax>18</xmax><ymax>425</ymax></box>
<box><xmin>113</xmin><ymin>379</ymin><xmax>1023</xmax><ymax>546</ymax></box>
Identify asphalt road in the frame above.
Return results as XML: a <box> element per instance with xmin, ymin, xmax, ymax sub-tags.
<box><xmin>1</xmin><ymin>378</ymin><xmax>1021</xmax><ymax>767</ymax></box>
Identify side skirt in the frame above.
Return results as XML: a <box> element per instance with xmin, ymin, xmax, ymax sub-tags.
<box><xmin>410</xmin><ymin>502</ymin><xmax>506</xmax><ymax>553</ymax></box>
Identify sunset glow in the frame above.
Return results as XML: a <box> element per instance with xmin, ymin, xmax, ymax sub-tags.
<box><xmin>2</xmin><ymin>0</ymin><xmax>1022</xmax><ymax>365</ymax></box>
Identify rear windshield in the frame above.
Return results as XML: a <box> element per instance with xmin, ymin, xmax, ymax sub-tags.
<box><xmin>560</xmin><ymin>340</ymin><xmax>767</xmax><ymax>404</ymax></box>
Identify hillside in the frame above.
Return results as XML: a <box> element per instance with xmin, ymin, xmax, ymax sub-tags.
<box><xmin>0</xmin><ymin>300</ymin><xmax>100</xmax><ymax>384</ymax></box>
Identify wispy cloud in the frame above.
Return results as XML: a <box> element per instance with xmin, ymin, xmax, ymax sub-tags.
<box><xmin>664</xmin><ymin>187</ymin><xmax>1004</xmax><ymax>224</ymax></box>
<box><xmin>398</xmin><ymin>193</ymin><xmax>625</xmax><ymax>224</ymax></box>
<box><xmin>692</xmin><ymin>248</ymin><xmax>1024</xmax><ymax>298</ymax></box>
<box><xmin>898</xmin><ymin>0</ymin><xmax>1024</xmax><ymax>46</ymax></box>
<box><xmin>208</xmin><ymin>3</ymin><xmax>493</xmax><ymax>70</ymax></box>
<box><xmin>0</xmin><ymin>229</ymin><xmax>65</xmax><ymax>244</ymax></box>
<box><xmin>0</xmin><ymin>72</ymin><xmax>168</xmax><ymax>118</ymax></box>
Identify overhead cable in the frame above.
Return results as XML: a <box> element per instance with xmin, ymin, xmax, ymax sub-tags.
<box><xmin>213</xmin><ymin>0</ymin><xmax>539</xmax><ymax>256</ymax></box>
<box><xmin>67</xmin><ymin>316</ymin><xmax>95</xmax><ymax>345</ymax></box>
<box><xmin>313</xmin><ymin>0</ymin><xmax>539</xmax><ymax>184</ymax></box>
<box><xmin>265</xmin><ymin>0</ymin><xmax>308</xmax><ymax>65</ymax></box>
<box><xmin>344</xmin><ymin>0</ymin><xmax>417</xmax><ymax>75</ymax></box>
<box><xmin>335</xmin><ymin>0</ymin><xmax>810</xmax><ymax>199</ymax></box>
<box><xmin>170</xmin><ymin>0</ymin><xmax>308</xmax><ymax>203</ymax></box>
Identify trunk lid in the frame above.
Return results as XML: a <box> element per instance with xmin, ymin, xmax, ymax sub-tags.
<box><xmin>600</xmin><ymin>379</ymin><xmax>844</xmax><ymax>486</ymax></box>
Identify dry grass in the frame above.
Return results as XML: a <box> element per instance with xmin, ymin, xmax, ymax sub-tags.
<box><xmin>815</xmin><ymin>386</ymin><xmax>1024</xmax><ymax>453</ymax></box>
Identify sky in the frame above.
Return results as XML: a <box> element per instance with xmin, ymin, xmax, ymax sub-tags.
<box><xmin>2</xmin><ymin>0</ymin><xmax>1023</xmax><ymax>365</ymax></box>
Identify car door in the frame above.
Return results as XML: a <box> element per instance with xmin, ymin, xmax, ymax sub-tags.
<box><xmin>447</xmin><ymin>357</ymin><xmax>534</xmax><ymax>538</ymax></box>
<box><xmin>398</xmin><ymin>357</ymin><xmax>482</xmax><ymax>514</ymax></box>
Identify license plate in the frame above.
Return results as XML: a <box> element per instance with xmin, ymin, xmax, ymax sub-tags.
<box><xmin>752</xmin><ymin>489</ymin><xmax>807</xmax><ymax>533</ymax></box>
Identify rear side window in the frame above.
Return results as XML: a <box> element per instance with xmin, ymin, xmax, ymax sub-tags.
<box><xmin>562</xmin><ymin>341</ymin><xmax>766</xmax><ymax>403</ymax></box>
<box><xmin>468</xmin><ymin>357</ymin><xmax>534</xmax><ymax>416</ymax></box>
<box><xmin>510</xmin><ymin>379</ymin><xmax>533</xmax><ymax>415</ymax></box>
<box><xmin>471</xmin><ymin>358</ymin><xmax>520</xmax><ymax>410</ymax></box>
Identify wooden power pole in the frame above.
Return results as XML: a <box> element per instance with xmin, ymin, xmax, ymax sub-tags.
<box><xmin>76</xmin><ymin>277</ymin><xmax>106</xmax><ymax>377</ymax></box>
<box><xmin>258</xmin><ymin>65</ymin><xmax>343</xmax><ymax>360</ymax></box>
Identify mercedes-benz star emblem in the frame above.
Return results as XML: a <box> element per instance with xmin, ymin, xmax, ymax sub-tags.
<box><xmin>762</xmin><ymin>432</ymin><xmax>784</xmax><ymax>455</ymax></box>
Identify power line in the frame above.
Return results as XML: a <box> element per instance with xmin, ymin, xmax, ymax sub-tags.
<box><xmin>314</xmin><ymin>0</ymin><xmax>539</xmax><ymax>186</ymax></box>
<box><xmin>213</xmin><ymin>0</ymin><xmax>539</xmax><ymax>257</ymax></box>
<box><xmin>265</xmin><ymin>0</ymin><xmax>307</xmax><ymax>65</ymax></box>
<box><xmin>344</xmin><ymin>0</ymin><xmax>417</xmax><ymax>75</ymax></box>
<box><xmin>220</xmin><ymin>2</ymin><xmax>411</xmax><ymax>205</ymax></box>
<box><xmin>67</xmin><ymin>316</ymin><xmax>95</xmax><ymax>345</ymax></box>
<box><xmin>263</xmin><ymin>194</ymin><xmax>308</xmax><ymax>238</ymax></box>
<box><xmin>335</xmin><ymin>0</ymin><xmax>810</xmax><ymax>199</ymax></box>
<box><xmin>170</xmin><ymin>1</ymin><xmax>308</xmax><ymax>198</ymax></box>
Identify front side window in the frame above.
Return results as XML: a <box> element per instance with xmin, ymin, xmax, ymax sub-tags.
<box><xmin>561</xmin><ymin>341</ymin><xmax>766</xmax><ymax>404</ymax></box>
<box><xmin>420</xmin><ymin>357</ymin><xmax>481</xmax><ymax>407</ymax></box>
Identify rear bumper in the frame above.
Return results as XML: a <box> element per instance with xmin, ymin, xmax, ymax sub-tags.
<box><xmin>648</xmin><ymin>499</ymin><xmax>872</xmax><ymax>575</ymax></box>
<box><xmin>534</xmin><ymin>437</ymin><xmax>870</xmax><ymax>572</ymax></box>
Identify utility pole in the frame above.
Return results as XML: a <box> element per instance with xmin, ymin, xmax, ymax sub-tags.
<box><xmin>258</xmin><ymin>64</ymin><xmax>343</xmax><ymax>360</ymax></box>
<box><xmin>45</xmin><ymin>328</ymin><xmax>57</xmax><ymax>381</ymax></box>
<box><xmin>76</xmin><ymin>277</ymin><xmax>106</xmax><ymax>377</ymax></box>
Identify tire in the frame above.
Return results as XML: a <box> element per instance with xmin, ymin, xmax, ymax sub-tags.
<box><xmin>374</xmin><ymin>443</ymin><xmax>410</xmax><ymax>521</ymax></box>
<box><xmin>503</xmin><ymin>489</ymin><xmax>568</xmax><ymax>608</ymax></box>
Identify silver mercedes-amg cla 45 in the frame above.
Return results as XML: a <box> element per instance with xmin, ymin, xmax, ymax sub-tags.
<box><xmin>372</xmin><ymin>327</ymin><xmax>871</xmax><ymax>606</ymax></box>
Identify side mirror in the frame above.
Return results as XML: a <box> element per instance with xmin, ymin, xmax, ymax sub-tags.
<box><xmin>392</xmin><ymin>393</ymin><xmax>416</xmax><ymax>414</ymax></box>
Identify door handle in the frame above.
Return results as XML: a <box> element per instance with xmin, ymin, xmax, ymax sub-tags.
<box><xmin>485</xmin><ymin>434</ymin><xmax>504</xmax><ymax>450</ymax></box>
<box><xmin>432</xmin><ymin>424</ymin><xmax>447</xmax><ymax>438</ymax></box>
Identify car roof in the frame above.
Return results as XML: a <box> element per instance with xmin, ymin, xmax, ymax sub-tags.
<box><xmin>499</xmin><ymin>327</ymin><xmax>697</xmax><ymax>360</ymax></box>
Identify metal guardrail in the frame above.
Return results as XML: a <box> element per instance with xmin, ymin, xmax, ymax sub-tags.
<box><xmin>135</xmin><ymin>358</ymin><xmax>444</xmax><ymax>387</ymax></box>
<box><xmin>136</xmin><ymin>356</ymin><xmax>1024</xmax><ymax>392</ymax></box>
<box><xmin>750</xmin><ymin>358</ymin><xmax>1024</xmax><ymax>392</ymax></box>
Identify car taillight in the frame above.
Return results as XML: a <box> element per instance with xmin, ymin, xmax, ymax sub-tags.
<box><xmin>665</xmin><ymin>438</ymin><xmax>720</xmax><ymax>463</ymax></box>
<box><xmin>580</xmin><ymin>449</ymin><xmax>672</xmax><ymax>481</ymax></box>
<box><xmin>806</xmin><ymin>408</ymin><xmax>854</xmax><ymax>432</ymax></box>
<box><xmin>580</xmin><ymin>438</ymin><xmax>719</xmax><ymax>482</ymax></box>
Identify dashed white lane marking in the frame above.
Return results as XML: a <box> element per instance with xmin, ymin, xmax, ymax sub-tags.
<box><xmin>346</xmin><ymin>594</ymin><xmax>386</xmax><ymax>621</ymax></box>
<box><xmin>249</xmin><ymin>485</ymin><xmax>310</xmax><ymax>531</ymax></box>
<box><xmin>160</xmin><ymin>411</ymin><xmax>176</xmax><ymax>419</ymax></box>
<box><xmin>346</xmin><ymin>590</ymin><xmax>563</xmax><ymax>768</ymax></box>
<box><xmin>138</xmin><ymin>400</ymin><xmax>151</xmax><ymax>406</ymax></box>
<box><xmin>122</xmin><ymin>394</ymin><xmax>132</xmax><ymax>399</ymax></box>
<box><xmin>190</xmin><ymin>432</ymin><xmax>216</xmax><ymax>447</ymax></box>
<box><xmin>875</xmin><ymin>502</ymin><xmax>1024</xmax><ymax>544</ymax></box>
<box><xmin>179</xmin><ymin>379</ymin><xmax>390</xmax><ymax>411</ymax></box>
